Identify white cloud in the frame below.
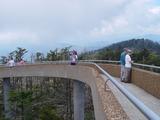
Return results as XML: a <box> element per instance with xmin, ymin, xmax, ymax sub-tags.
<box><xmin>90</xmin><ymin>22</ymin><xmax>114</xmax><ymax>37</ymax></box>
<box><xmin>149</xmin><ymin>7</ymin><xmax>160</xmax><ymax>15</ymax></box>
<box><xmin>0</xmin><ymin>31</ymin><xmax>39</xmax><ymax>44</ymax></box>
<box><xmin>139</xmin><ymin>24</ymin><xmax>160</xmax><ymax>34</ymax></box>
<box><xmin>90</xmin><ymin>17</ymin><xmax>128</xmax><ymax>37</ymax></box>
<box><xmin>89</xmin><ymin>0</ymin><xmax>160</xmax><ymax>39</ymax></box>
<box><xmin>0</xmin><ymin>0</ymin><xmax>160</xmax><ymax>53</ymax></box>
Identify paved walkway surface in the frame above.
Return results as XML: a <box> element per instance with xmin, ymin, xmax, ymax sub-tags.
<box><xmin>101</xmin><ymin>74</ymin><xmax>160</xmax><ymax>120</ymax></box>
<box><xmin>115</xmin><ymin>77</ymin><xmax>160</xmax><ymax>116</ymax></box>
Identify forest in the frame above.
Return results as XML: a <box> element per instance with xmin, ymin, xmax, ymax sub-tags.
<box><xmin>79</xmin><ymin>39</ymin><xmax>160</xmax><ymax>66</ymax></box>
<box><xmin>0</xmin><ymin>39</ymin><xmax>160</xmax><ymax>66</ymax></box>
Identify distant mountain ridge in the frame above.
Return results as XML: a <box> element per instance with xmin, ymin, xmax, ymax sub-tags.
<box><xmin>140</xmin><ymin>34</ymin><xmax>160</xmax><ymax>42</ymax></box>
<box><xmin>98</xmin><ymin>39</ymin><xmax>160</xmax><ymax>55</ymax></box>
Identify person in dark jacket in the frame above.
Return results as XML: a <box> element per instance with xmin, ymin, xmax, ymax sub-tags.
<box><xmin>120</xmin><ymin>48</ymin><xmax>127</xmax><ymax>81</ymax></box>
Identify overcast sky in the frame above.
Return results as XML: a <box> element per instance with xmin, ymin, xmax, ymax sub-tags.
<box><xmin>0</xmin><ymin>0</ymin><xmax>160</xmax><ymax>56</ymax></box>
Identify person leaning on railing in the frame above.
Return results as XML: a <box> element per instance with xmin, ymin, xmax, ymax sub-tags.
<box><xmin>70</xmin><ymin>50</ymin><xmax>78</xmax><ymax>65</ymax></box>
<box><xmin>17</xmin><ymin>59</ymin><xmax>25</xmax><ymax>65</ymax></box>
<box><xmin>123</xmin><ymin>49</ymin><xmax>133</xmax><ymax>83</ymax></box>
<box><xmin>120</xmin><ymin>48</ymin><xmax>127</xmax><ymax>82</ymax></box>
<box><xmin>6</xmin><ymin>57</ymin><xmax>16</xmax><ymax>67</ymax></box>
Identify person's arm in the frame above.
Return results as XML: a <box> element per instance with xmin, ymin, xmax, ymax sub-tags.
<box><xmin>127</xmin><ymin>55</ymin><xmax>133</xmax><ymax>64</ymax></box>
<box><xmin>75</xmin><ymin>55</ymin><xmax>78</xmax><ymax>59</ymax></box>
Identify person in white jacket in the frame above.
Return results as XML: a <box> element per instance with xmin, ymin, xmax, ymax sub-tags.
<box><xmin>124</xmin><ymin>49</ymin><xmax>132</xmax><ymax>83</ymax></box>
<box><xmin>7</xmin><ymin>58</ymin><xmax>16</xmax><ymax>67</ymax></box>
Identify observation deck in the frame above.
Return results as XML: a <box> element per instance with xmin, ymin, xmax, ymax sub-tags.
<box><xmin>0</xmin><ymin>61</ymin><xmax>160</xmax><ymax>120</ymax></box>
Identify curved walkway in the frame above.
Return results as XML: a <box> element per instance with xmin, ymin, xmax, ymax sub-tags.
<box><xmin>0</xmin><ymin>63</ymin><xmax>128</xmax><ymax>120</ymax></box>
<box><xmin>0</xmin><ymin>63</ymin><xmax>159</xmax><ymax>120</ymax></box>
<box><xmin>114</xmin><ymin>77</ymin><xmax>160</xmax><ymax>118</ymax></box>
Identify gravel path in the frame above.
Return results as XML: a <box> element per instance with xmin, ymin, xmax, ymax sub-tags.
<box><xmin>96</xmin><ymin>75</ymin><xmax>129</xmax><ymax>120</ymax></box>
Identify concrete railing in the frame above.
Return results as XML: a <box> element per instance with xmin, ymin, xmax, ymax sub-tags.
<box><xmin>81</xmin><ymin>60</ymin><xmax>160</xmax><ymax>99</ymax></box>
<box><xmin>40</xmin><ymin>62</ymin><xmax>160</xmax><ymax>119</ymax></box>
<box><xmin>133</xmin><ymin>63</ymin><xmax>160</xmax><ymax>69</ymax></box>
<box><xmin>0</xmin><ymin>62</ymin><xmax>107</xmax><ymax>120</ymax></box>
<box><xmin>80</xmin><ymin>60</ymin><xmax>160</xmax><ymax>119</ymax></box>
<box><xmin>0</xmin><ymin>61</ymin><xmax>160</xmax><ymax>120</ymax></box>
<box><xmin>80</xmin><ymin>60</ymin><xmax>160</xmax><ymax>72</ymax></box>
<box><xmin>91</xmin><ymin>62</ymin><xmax>160</xmax><ymax>120</ymax></box>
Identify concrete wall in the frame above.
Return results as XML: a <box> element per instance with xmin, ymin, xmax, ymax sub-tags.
<box><xmin>99</xmin><ymin>64</ymin><xmax>160</xmax><ymax>99</ymax></box>
<box><xmin>132</xmin><ymin>68</ymin><xmax>160</xmax><ymax>99</ymax></box>
<box><xmin>99</xmin><ymin>64</ymin><xmax>120</xmax><ymax>77</ymax></box>
<box><xmin>2</xmin><ymin>63</ymin><xmax>159</xmax><ymax>118</ymax></box>
<box><xmin>0</xmin><ymin>64</ymin><xmax>106</xmax><ymax>120</ymax></box>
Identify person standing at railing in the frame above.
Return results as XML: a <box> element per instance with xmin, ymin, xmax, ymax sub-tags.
<box><xmin>120</xmin><ymin>48</ymin><xmax>127</xmax><ymax>82</ymax></box>
<box><xmin>70</xmin><ymin>50</ymin><xmax>78</xmax><ymax>65</ymax></box>
<box><xmin>6</xmin><ymin>57</ymin><xmax>16</xmax><ymax>67</ymax></box>
<box><xmin>124</xmin><ymin>49</ymin><xmax>132</xmax><ymax>83</ymax></box>
<box><xmin>17</xmin><ymin>59</ymin><xmax>25</xmax><ymax>65</ymax></box>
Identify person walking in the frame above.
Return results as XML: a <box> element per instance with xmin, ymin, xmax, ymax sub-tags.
<box><xmin>120</xmin><ymin>48</ymin><xmax>127</xmax><ymax>82</ymax></box>
<box><xmin>124</xmin><ymin>49</ymin><xmax>132</xmax><ymax>83</ymax></box>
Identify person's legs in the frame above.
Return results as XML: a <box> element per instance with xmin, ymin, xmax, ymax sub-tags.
<box><xmin>128</xmin><ymin>68</ymin><xmax>131</xmax><ymax>83</ymax></box>
<box><xmin>124</xmin><ymin>67</ymin><xmax>127</xmax><ymax>82</ymax></box>
<box><xmin>124</xmin><ymin>68</ymin><xmax>131</xmax><ymax>83</ymax></box>
<box><xmin>71</xmin><ymin>62</ymin><xmax>76</xmax><ymax>65</ymax></box>
<box><xmin>121</xmin><ymin>65</ymin><xmax>125</xmax><ymax>81</ymax></box>
<box><xmin>120</xmin><ymin>65</ymin><xmax>123</xmax><ymax>81</ymax></box>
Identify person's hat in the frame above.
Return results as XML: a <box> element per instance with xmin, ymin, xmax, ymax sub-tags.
<box><xmin>123</xmin><ymin>48</ymin><xmax>128</xmax><ymax>51</ymax></box>
<box><xmin>127</xmin><ymin>49</ymin><xmax>132</xmax><ymax>53</ymax></box>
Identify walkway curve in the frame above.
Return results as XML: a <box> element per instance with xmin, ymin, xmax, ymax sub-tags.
<box><xmin>0</xmin><ymin>63</ymin><xmax>107</xmax><ymax>120</ymax></box>
<box><xmin>1</xmin><ymin>62</ymin><xmax>159</xmax><ymax>120</ymax></box>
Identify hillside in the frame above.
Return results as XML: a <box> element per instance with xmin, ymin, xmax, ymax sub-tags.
<box><xmin>79</xmin><ymin>39</ymin><xmax>160</xmax><ymax>66</ymax></box>
<box><xmin>99</xmin><ymin>39</ymin><xmax>160</xmax><ymax>55</ymax></box>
